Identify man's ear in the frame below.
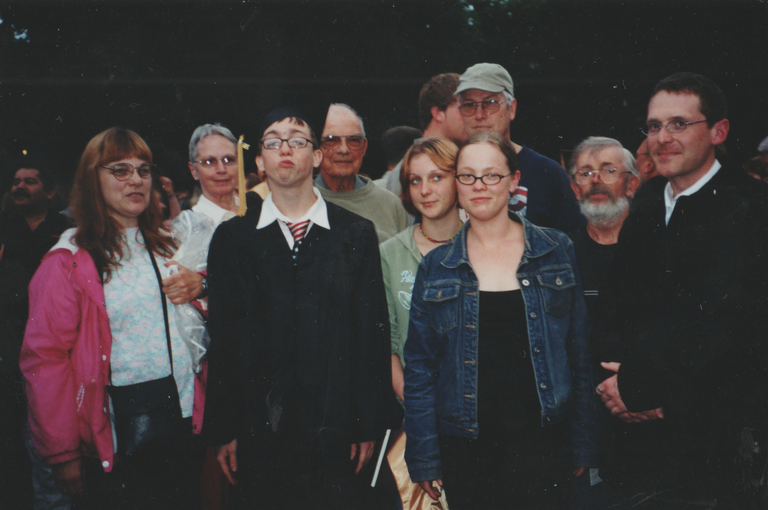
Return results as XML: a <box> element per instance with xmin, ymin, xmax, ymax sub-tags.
<box><xmin>255</xmin><ymin>155</ymin><xmax>265</xmax><ymax>174</ymax></box>
<box><xmin>313</xmin><ymin>149</ymin><xmax>323</xmax><ymax>169</ymax></box>
<box><xmin>508</xmin><ymin>98</ymin><xmax>518</xmax><ymax>123</ymax></box>
<box><xmin>570</xmin><ymin>180</ymin><xmax>583</xmax><ymax>200</ymax></box>
<box><xmin>711</xmin><ymin>118</ymin><xmax>729</xmax><ymax>146</ymax></box>
<box><xmin>45</xmin><ymin>188</ymin><xmax>57</xmax><ymax>201</ymax></box>
<box><xmin>431</xmin><ymin>105</ymin><xmax>446</xmax><ymax>124</ymax></box>
<box><xmin>188</xmin><ymin>161</ymin><xmax>199</xmax><ymax>181</ymax></box>
<box><xmin>625</xmin><ymin>174</ymin><xmax>641</xmax><ymax>198</ymax></box>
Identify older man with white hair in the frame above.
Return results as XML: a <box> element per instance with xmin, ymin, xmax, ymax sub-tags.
<box><xmin>566</xmin><ymin>136</ymin><xmax>640</xmax><ymax>321</ymax></box>
<box><xmin>315</xmin><ymin>103</ymin><xmax>410</xmax><ymax>243</ymax></box>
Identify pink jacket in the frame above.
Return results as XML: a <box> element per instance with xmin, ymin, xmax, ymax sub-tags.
<box><xmin>20</xmin><ymin>230</ymin><xmax>206</xmax><ymax>472</ymax></box>
<box><xmin>20</xmin><ymin>231</ymin><xmax>116</xmax><ymax>471</ymax></box>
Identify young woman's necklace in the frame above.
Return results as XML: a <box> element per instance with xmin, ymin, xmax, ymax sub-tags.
<box><xmin>420</xmin><ymin>224</ymin><xmax>459</xmax><ymax>244</ymax></box>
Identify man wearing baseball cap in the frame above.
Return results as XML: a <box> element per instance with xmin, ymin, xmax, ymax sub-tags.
<box><xmin>456</xmin><ymin>62</ymin><xmax>584</xmax><ymax>232</ymax></box>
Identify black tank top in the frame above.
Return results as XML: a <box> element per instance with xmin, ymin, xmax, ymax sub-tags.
<box><xmin>477</xmin><ymin>289</ymin><xmax>541</xmax><ymax>435</ymax></box>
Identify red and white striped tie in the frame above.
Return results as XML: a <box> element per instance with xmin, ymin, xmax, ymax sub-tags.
<box><xmin>287</xmin><ymin>220</ymin><xmax>310</xmax><ymax>246</ymax></box>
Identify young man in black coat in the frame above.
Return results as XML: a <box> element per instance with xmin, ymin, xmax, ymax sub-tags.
<box><xmin>203</xmin><ymin>108</ymin><xmax>395</xmax><ymax>510</ymax></box>
<box><xmin>594</xmin><ymin>73</ymin><xmax>768</xmax><ymax>509</ymax></box>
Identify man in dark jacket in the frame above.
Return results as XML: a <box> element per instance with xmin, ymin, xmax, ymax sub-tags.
<box><xmin>203</xmin><ymin>108</ymin><xmax>395</xmax><ymax>510</ymax></box>
<box><xmin>0</xmin><ymin>157</ymin><xmax>71</xmax><ymax>509</ymax></box>
<box><xmin>595</xmin><ymin>73</ymin><xmax>768</xmax><ymax>509</ymax></box>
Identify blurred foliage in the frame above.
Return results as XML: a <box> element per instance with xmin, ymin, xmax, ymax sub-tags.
<box><xmin>0</xmin><ymin>0</ymin><xmax>766</xmax><ymax>187</ymax></box>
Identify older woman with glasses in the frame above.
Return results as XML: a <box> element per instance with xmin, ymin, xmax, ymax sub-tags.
<box><xmin>404</xmin><ymin>131</ymin><xmax>599</xmax><ymax>509</ymax></box>
<box><xmin>21</xmin><ymin>127</ymin><xmax>203</xmax><ymax>509</ymax></box>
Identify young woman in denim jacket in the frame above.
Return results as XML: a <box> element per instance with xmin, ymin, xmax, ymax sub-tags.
<box><xmin>403</xmin><ymin>132</ymin><xmax>599</xmax><ymax>509</ymax></box>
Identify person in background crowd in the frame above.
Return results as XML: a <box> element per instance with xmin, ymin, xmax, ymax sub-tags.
<box><xmin>203</xmin><ymin>108</ymin><xmax>397</xmax><ymax>510</ymax></box>
<box><xmin>315</xmin><ymin>103</ymin><xmax>410</xmax><ymax>243</ymax></box>
<box><xmin>376</xmin><ymin>73</ymin><xmax>467</xmax><ymax>197</ymax></box>
<box><xmin>20</xmin><ymin>128</ymin><xmax>204</xmax><ymax>509</ymax></box>
<box><xmin>455</xmin><ymin>62</ymin><xmax>584</xmax><ymax>232</ymax></box>
<box><xmin>566</xmin><ymin>137</ymin><xmax>641</xmax><ymax>509</ymax></box>
<box><xmin>743</xmin><ymin>156</ymin><xmax>768</xmax><ymax>182</ymax></box>
<box><xmin>186</xmin><ymin>123</ymin><xmax>240</xmax><ymax>224</ymax></box>
<box><xmin>0</xmin><ymin>157</ymin><xmax>72</xmax><ymax>510</ymax></box>
<box><xmin>758</xmin><ymin>135</ymin><xmax>768</xmax><ymax>164</ymax></box>
<box><xmin>566</xmin><ymin>136</ymin><xmax>640</xmax><ymax>321</ymax></box>
<box><xmin>182</xmin><ymin>122</ymin><xmax>260</xmax><ymax>510</ymax></box>
<box><xmin>404</xmin><ymin>131</ymin><xmax>598</xmax><ymax>509</ymax></box>
<box><xmin>594</xmin><ymin>73</ymin><xmax>768</xmax><ymax>509</ymax></box>
<box><xmin>380</xmin><ymin>126</ymin><xmax>422</xmax><ymax>175</ymax></box>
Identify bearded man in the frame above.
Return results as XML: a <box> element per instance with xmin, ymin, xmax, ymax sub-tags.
<box><xmin>566</xmin><ymin>137</ymin><xmax>640</xmax><ymax>321</ymax></box>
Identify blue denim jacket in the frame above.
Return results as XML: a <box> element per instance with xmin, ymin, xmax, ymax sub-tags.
<box><xmin>403</xmin><ymin>215</ymin><xmax>599</xmax><ymax>482</ymax></box>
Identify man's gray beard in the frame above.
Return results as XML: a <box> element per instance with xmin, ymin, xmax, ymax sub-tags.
<box><xmin>579</xmin><ymin>196</ymin><xmax>630</xmax><ymax>226</ymax></box>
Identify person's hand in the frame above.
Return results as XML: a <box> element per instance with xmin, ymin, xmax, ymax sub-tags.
<box><xmin>158</xmin><ymin>175</ymin><xmax>175</xmax><ymax>198</ymax></box>
<box><xmin>162</xmin><ymin>261</ymin><xmax>204</xmax><ymax>304</ymax></box>
<box><xmin>216</xmin><ymin>439</ymin><xmax>238</xmax><ymax>485</ymax></box>
<box><xmin>350</xmin><ymin>440</ymin><xmax>375</xmax><ymax>475</ymax></box>
<box><xmin>623</xmin><ymin>408</ymin><xmax>664</xmax><ymax>423</ymax></box>
<box><xmin>418</xmin><ymin>479</ymin><xmax>443</xmax><ymax>501</ymax></box>
<box><xmin>573</xmin><ymin>467</ymin><xmax>586</xmax><ymax>477</ymax></box>
<box><xmin>52</xmin><ymin>458</ymin><xmax>84</xmax><ymax>496</ymax></box>
<box><xmin>598</xmin><ymin>362</ymin><xmax>664</xmax><ymax>423</ymax></box>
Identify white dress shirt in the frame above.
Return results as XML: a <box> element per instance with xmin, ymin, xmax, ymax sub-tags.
<box><xmin>664</xmin><ymin>160</ymin><xmax>721</xmax><ymax>225</ymax></box>
<box><xmin>256</xmin><ymin>187</ymin><xmax>331</xmax><ymax>249</ymax></box>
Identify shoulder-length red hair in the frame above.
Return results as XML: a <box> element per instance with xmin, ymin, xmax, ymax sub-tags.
<box><xmin>70</xmin><ymin>127</ymin><xmax>176</xmax><ymax>281</ymax></box>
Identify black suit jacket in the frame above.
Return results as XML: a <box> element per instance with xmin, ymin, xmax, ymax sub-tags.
<box><xmin>203</xmin><ymin>199</ymin><xmax>396</xmax><ymax>456</ymax></box>
<box><xmin>595</xmin><ymin>167</ymin><xmax>768</xmax><ymax>459</ymax></box>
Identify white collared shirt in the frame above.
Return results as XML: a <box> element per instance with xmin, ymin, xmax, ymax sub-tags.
<box><xmin>192</xmin><ymin>194</ymin><xmax>238</xmax><ymax>226</ymax></box>
<box><xmin>256</xmin><ymin>187</ymin><xmax>330</xmax><ymax>249</ymax></box>
<box><xmin>664</xmin><ymin>160</ymin><xmax>721</xmax><ymax>225</ymax></box>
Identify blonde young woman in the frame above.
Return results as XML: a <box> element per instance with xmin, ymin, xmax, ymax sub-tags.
<box><xmin>380</xmin><ymin>137</ymin><xmax>463</xmax><ymax>403</ymax></box>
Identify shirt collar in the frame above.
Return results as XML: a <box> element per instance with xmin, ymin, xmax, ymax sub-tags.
<box><xmin>256</xmin><ymin>187</ymin><xmax>330</xmax><ymax>231</ymax></box>
<box><xmin>192</xmin><ymin>194</ymin><xmax>237</xmax><ymax>225</ymax></box>
<box><xmin>314</xmin><ymin>173</ymin><xmax>367</xmax><ymax>190</ymax></box>
<box><xmin>663</xmin><ymin>159</ymin><xmax>721</xmax><ymax>225</ymax></box>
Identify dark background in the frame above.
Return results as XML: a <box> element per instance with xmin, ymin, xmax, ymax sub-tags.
<box><xmin>1</xmin><ymin>0</ymin><xmax>767</xmax><ymax>197</ymax></box>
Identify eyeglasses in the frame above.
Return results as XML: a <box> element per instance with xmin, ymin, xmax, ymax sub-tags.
<box><xmin>573</xmin><ymin>168</ymin><xmax>630</xmax><ymax>185</ymax></box>
<box><xmin>101</xmin><ymin>163</ymin><xmax>154</xmax><ymax>181</ymax></box>
<box><xmin>193</xmin><ymin>156</ymin><xmax>237</xmax><ymax>168</ymax></box>
<box><xmin>455</xmin><ymin>173</ymin><xmax>511</xmax><ymax>186</ymax></box>
<box><xmin>261</xmin><ymin>137</ymin><xmax>313</xmax><ymax>150</ymax></box>
<box><xmin>642</xmin><ymin>119</ymin><xmax>707</xmax><ymax>136</ymax></box>
<box><xmin>458</xmin><ymin>99</ymin><xmax>506</xmax><ymax>117</ymax></box>
<box><xmin>320</xmin><ymin>135</ymin><xmax>366</xmax><ymax>151</ymax></box>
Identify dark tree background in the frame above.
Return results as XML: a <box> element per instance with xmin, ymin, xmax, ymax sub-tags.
<box><xmin>1</xmin><ymin>0</ymin><xmax>767</xmax><ymax>195</ymax></box>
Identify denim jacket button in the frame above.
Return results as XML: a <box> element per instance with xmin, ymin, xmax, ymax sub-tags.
<box><xmin>521</xmin><ymin>279</ymin><xmax>530</xmax><ymax>286</ymax></box>
<box><xmin>534</xmin><ymin>347</ymin><xmax>541</xmax><ymax>354</ymax></box>
<box><xmin>463</xmin><ymin>394</ymin><xmax>475</xmax><ymax>399</ymax></box>
<box><xmin>539</xmin><ymin>383</ymin><xmax>547</xmax><ymax>390</ymax></box>
<box><xmin>530</xmin><ymin>312</ymin><xmax>537</xmax><ymax>319</ymax></box>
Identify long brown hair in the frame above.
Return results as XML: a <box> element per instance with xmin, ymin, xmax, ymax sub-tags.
<box><xmin>70</xmin><ymin>127</ymin><xmax>176</xmax><ymax>281</ymax></box>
